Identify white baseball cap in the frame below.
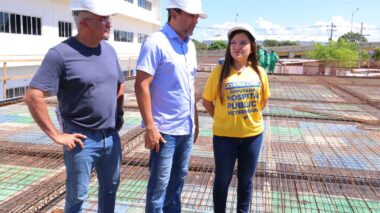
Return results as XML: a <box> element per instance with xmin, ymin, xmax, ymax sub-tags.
<box><xmin>227</xmin><ymin>24</ymin><xmax>256</xmax><ymax>40</ymax></box>
<box><xmin>70</xmin><ymin>0</ymin><xmax>117</xmax><ymax>16</ymax></box>
<box><xmin>166</xmin><ymin>0</ymin><xmax>207</xmax><ymax>19</ymax></box>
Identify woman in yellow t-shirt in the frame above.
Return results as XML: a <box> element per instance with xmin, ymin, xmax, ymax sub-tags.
<box><xmin>202</xmin><ymin>25</ymin><xmax>270</xmax><ymax>213</ymax></box>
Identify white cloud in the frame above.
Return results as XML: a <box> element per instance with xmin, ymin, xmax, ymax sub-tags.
<box><xmin>313</xmin><ymin>16</ymin><xmax>380</xmax><ymax>41</ymax></box>
<box><xmin>365</xmin><ymin>25</ymin><xmax>380</xmax><ymax>41</ymax></box>
<box><xmin>194</xmin><ymin>16</ymin><xmax>380</xmax><ymax>42</ymax></box>
<box><xmin>256</xmin><ymin>17</ymin><xmax>290</xmax><ymax>36</ymax></box>
<box><xmin>194</xmin><ymin>21</ymin><xmax>266</xmax><ymax>44</ymax></box>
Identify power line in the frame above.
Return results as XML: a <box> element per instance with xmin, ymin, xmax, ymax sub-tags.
<box><xmin>196</xmin><ymin>24</ymin><xmax>349</xmax><ymax>32</ymax></box>
<box><xmin>195</xmin><ymin>23</ymin><xmax>379</xmax><ymax>39</ymax></box>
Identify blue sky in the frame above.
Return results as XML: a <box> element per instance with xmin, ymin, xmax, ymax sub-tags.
<box><xmin>159</xmin><ymin>0</ymin><xmax>380</xmax><ymax>42</ymax></box>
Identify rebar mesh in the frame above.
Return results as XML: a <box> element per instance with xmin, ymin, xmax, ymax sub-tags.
<box><xmin>0</xmin><ymin>75</ymin><xmax>379</xmax><ymax>212</ymax></box>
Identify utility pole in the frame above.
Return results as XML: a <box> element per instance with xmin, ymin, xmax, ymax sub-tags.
<box><xmin>360</xmin><ymin>22</ymin><xmax>363</xmax><ymax>36</ymax></box>
<box><xmin>359</xmin><ymin>22</ymin><xmax>370</xmax><ymax>55</ymax></box>
<box><xmin>360</xmin><ymin>22</ymin><xmax>370</xmax><ymax>38</ymax></box>
<box><xmin>234</xmin><ymin>0</ymin><xmax>238</xmax><ymax>24</ymax></box>
<box><xmin>327</xmin><ymin>22</ymin><xmax>336</xmax><ymax>41</ymax></box>
<box><xmin>358</xmin><ymin>22</ymin><xmax>370</xmax><ymax>68</ymax></box>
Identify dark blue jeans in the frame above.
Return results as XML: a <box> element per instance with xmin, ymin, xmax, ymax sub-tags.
<box><xmin>213</xmin><ymin>133</ymin><xmax>263</xmax><ymax>213</ymax></box>
<box><xmin>145</xmin><ymin>133</ymin><xmax>194</xmax><ymax>213</ymax></box>
<box><xmin>62</xmin><ymin>121</ymin><xmax>121</xmax><ymax>213</ymax></box>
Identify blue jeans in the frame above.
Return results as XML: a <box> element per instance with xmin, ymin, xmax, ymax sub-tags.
<box><xmin>63</xmin><ymin>121</ymin><xmax>121</xmax><ymax>213</ymax></box>
<box><xmin>213</xmin><ymin>133</ymin><xmax>263</xmax><ymax>213</ymax></box>
<box><xmin>145</xmin><ymin>133</ymin><xmax>194</xmax><ymax>213</ymax></box>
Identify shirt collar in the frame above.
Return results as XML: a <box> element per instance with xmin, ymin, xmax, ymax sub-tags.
<box><xmin>162</xmin><ymin>23</ymin><xmax>190</xmax><ymax>43</ymax></box>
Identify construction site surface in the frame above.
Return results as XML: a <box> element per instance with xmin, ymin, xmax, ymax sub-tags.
<box><xmin>0</xmin><ymin>73</ymin><xmax>379</xmax><ymax>212</ymax></box>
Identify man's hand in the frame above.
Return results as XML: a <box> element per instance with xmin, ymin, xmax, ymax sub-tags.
<box><xmin>53</xmin><ymin>133</ymin><xmax>87</xmax><ymax>151</ymax></box>
<box><xmin>144</xmin><ymin>127</ymin><xmax>167</xmax><ymax>153</ymax></box>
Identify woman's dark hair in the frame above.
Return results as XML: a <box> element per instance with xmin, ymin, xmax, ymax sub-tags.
<box><xmin>167</xmin><ymin>8</ymin><xmax>182</xmax><ymax>22</ymax></box>
<box><xmin>217</xmin><ymin>29</ymin><xmax>264</xmax><ymax>103</ymax></box>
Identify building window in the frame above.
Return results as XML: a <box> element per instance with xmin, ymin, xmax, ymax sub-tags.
<box><xmin>6</xmin><ymin>86</ymin><xmax>27</xmax><ymax>99</ymax></box>
<box><xmin>138</xmin><ymin>0</ymin><xmax>152</xmax><ymax>10</ymax></box>
<box><xmin>10</xmin><ymin>13</ymin><xmax>21</xmax><ymax>34</ymax></box>
<box><xmin>58</xmin><ymin>21</ymin><xmax>72</xmax><ymax>37</ymax></box>
<box><xmin>22</xmin><ymin>15</ymin><xmax>31</xmax><ymax>34</ymax></box>
<box><xmin>124</xmin><ymin>0</ymin><xmax>133</xmax><ymax>3</ymax></box>
<box><xmin>138</xmin><ymin>33</ymin><xmax>148</xmax><ymax>43</ymax></box>
<box><xmin>33</xmin><ymin>17</ymin><xmax>41</xmax><ymax>35</ymax></box>
<box><xmin>0</xmin><ymin>12</ymin><xmax>10</xmax><ymax>33</ymax></box>
<box><xmin>37</xmin><ymin>18</ymin><xmax>41</xmax><ymax>35</ymax></box>
<box><xmin>0</xmin><ymin>11</ymin><xmax>41</xmax><ymax>35</ymax></box>
<box><xmin>114</xmin><ymin>30</ymin><xmax>133</xmax><ymax>42</ymax></box>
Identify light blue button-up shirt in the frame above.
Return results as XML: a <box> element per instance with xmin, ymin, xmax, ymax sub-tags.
<box><xmin>136</xmin><ymin>24</ymin><xmax>197</xmax><ymax>135</ymax></box>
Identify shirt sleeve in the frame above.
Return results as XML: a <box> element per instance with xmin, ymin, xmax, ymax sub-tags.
<box><xmin>202</xmin><ymin>66</ymin><xmax>221</xmax><ymax>102</ymax></box>
<box><xmin>136</xmin><ymin>36</ymin><xmax>161</xmax><ymax>76</ymax></box>
<box><xmin>29</xmin><ymin>48</ymin><xmax>64</xmax><ymax>95</ymax></box>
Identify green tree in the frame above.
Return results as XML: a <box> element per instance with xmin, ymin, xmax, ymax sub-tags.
<box><xmin>263</xmin><ymin>40</ymin><xmax>279</xmax><ymax>47</ymax></box>
<box><xmin>192</xmin><ymin>39</ymin><xmax>207</xmax><ymax>51</ymax></box>
<box><xmin>208</xmin><ymin>40</ymin><xmax>227</xmax><ymax>50</ymax></box>
<box><xmin>338</xmin><ymin>32</ymin><xmax>367</xmax><ymax>43</ymax></box>
<box><xmin>306</xmin><ymin>39</ymin><xmax>358</xmax><ymax>61</ymax></box>
<box><xmin>278</xmin><ymin>40</ymin><xmax>298</xmax><ymax>46</ymax></box>
<box><xmin>305</xmin><ymin>39</ymin><xmax>359</xmax><ymax>74</ymax></box>
<box><xmin>372</xmin><ymin>47</ymin><xmax>380</xmax><ymax>60</ymax></box>
<box><xmin>263</xmin><ymin>39</ymin><xmax>298</xmax><ymax>47</ymax></box>
<box><xmin>360</xmin><ymin>51</ymin><xmax>370</xmax><ymax>61</ymax></box>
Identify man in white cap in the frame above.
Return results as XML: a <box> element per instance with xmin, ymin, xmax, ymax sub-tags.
<box><xmin>23</xmin><ymin>0</ymin><xmax>125</xmax><ymax>212</ymax></box>
<box><xmin>134</xmin><ymin>0</ymin><xmax>207</xmax><ymax>212</ymax></box>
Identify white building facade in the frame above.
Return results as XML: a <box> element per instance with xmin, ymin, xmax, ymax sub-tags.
<box><xmin>0</xmin><ymin>0</ymin><xmax>161</xmax><ymax>56</ymax></box>
<box><xmin>0</xmin><ymin>0</ymin><xmax>161</xmax><ymax>100</ymax></box>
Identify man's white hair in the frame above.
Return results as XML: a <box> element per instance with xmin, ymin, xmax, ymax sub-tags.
<box><xmin>72</xmin><ymin>11</ymin><xmax>88</xmax><ymax>31</ymax></box>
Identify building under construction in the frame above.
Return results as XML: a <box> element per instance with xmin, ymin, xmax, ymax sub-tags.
<box><xmin>0</xmin><ymin>72</ymin><xmax>379</xmax><ymax>212</ymax></box>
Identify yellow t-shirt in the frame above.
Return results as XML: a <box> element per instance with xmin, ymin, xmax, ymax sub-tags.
<box><xmin>202</xmin><ymin>65</ymin><xmax>270</xmax><ymax>138</ymax></box>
